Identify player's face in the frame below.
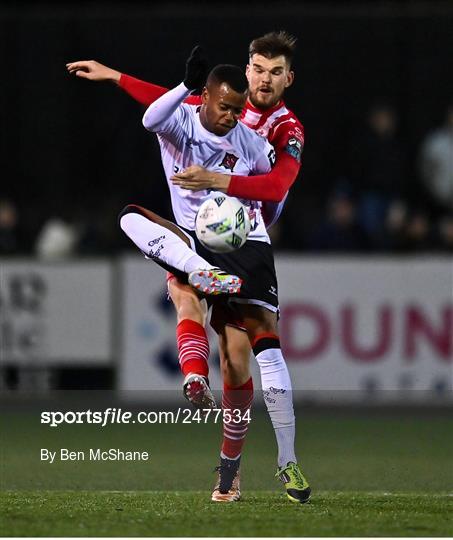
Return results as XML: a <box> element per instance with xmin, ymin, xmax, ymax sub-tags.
<box><xmin>200</xmin><ymin>82</ymin><xmax>247</xmax><ymax>136</ymax></box>
<box><xmin>246</xmin><ymin>54</ymin><xmax>294</xmax><ymax>109</ymax></box>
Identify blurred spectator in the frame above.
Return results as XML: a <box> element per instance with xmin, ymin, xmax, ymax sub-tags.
<box><xmin>0</xmin><ymin>199</ymin><xmax>23</xmax><ymax>255</ymax></box>
<box><xmin>348</xmin><ymin>102</ymin><xmax>407</xmax><ymax>239</ymax></box>
<box><xmin>435</xmin><ymin>214</ymin><xmax>453</xmax><ymax>253</ymax></box>
<box><xmin>305</xmin><ymin>182</ymin><xmax>369</xmax><ymax>252</ymax></box>
<box><xmin>400</xmin><ymin>208</ymin><xmax>433</xmax><ymax>253</ymax></box>
<box><xmin>35</xmin><ymin>217</ymin><xmax>79</xmax><ymax>260</ymax></box>
<box><xmin>418</xmin><ymin>102</ymin><xmax>453</xmax><ymax>213</ymax></box>
<box><xmin>375</xmin><ymin>200</ymin><xmax>408</xmax><ymax>251</ymax></box>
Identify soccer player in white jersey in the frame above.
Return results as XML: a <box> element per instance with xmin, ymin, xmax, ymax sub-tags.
<box><xmin>67</xmin><ymin>33</ymin><xmax>310</xmax><ymax>504</ymax></box>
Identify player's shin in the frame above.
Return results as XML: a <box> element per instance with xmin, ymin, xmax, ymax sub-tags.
<box><xmin>220</xmin><ymin>377</ymin><xmax>253</xmax><ymax>461</ymax></box>
<box><xmin>253</xmin><ymin>334</ymin><xmax>297</xmax><ymax>466</ymax></box>
<box><xmin>176</xmin><ymin>319</ymin><xmax>210</xmax><ymax>378</ymax></box>
<box><xmin>212</xmin><ymin>377</ymin><xmax>253</xmax><ymax>501</ymax></box>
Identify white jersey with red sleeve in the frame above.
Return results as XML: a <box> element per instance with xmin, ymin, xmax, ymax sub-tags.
<box><xmin>143</xmin><ymin>83</ymin><xmax>275</xmax><ymax>243</ymax></box>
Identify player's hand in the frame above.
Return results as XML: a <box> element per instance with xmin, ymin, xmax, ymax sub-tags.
<box><xmin>183</xmin><ymin>46</ymin><xmax>208</xmax><ymax>91</ymax></box>
<box><xmin>66</xmin><ymin>60</ymin><xmax>121</xmax><ymax>84</ymax></box>
<box><xmin>171</xmin><ymin>165</ymin><xmax>230</xmax><ymax>192</ymax></box>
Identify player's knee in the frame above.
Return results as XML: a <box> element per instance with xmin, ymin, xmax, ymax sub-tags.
<box><xmin>251</xmin><ymin>331</ymin><xmax>280</xmax><ymax>353</ymax></box>
<box><xmin>118</xmin><ymin>204</ymin><xmax>141</xmax><ymax>227</ymax></box>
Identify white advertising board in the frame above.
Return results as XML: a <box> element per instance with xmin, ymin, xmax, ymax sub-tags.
<box><xmin>119</xmin><ymin>256</ymin><xmax>453</xmax><ymax>402</ymax></box>
<box><xmin>0</xmin><ymin>260</ymin><xmax>112</xmax><ymax>365</ymax></box>
<box><xmin>118</xmin><ymin>257</ymin><xmax>223</xmax><ymax>393</ymax></box>
<box><xmin>275</xmin><ymin>257</ymin><xmax>452</xmax><ymax>400</ymax></box>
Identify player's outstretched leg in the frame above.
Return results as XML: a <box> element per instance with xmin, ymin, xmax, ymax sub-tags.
<box><xmin>253</xmin><ymin>332</ymin><xmax>311</xmax><ymax>503</ymax></box>
<box><xmin>188</xmin><ymin>269</ymin><xmax>242</xmax><ymax>295</ymax></box>
<box><xmin>120</xmin><ymin>205</ymin><xmax>242</xmax><ymax>296</ymax></box>
<box><xmin>212</xmin><ymin>377</ymin><xmax>253</xmax><ymax>502</ymax></box>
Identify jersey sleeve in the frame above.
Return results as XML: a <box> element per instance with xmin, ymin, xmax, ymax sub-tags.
<box><xmin>227</xmin><ymin>116</ymin><xmax>304</xmax><ymax>203</ymax></box>
<box><xmin>119</xmin><ymin>73</ymin><xmax>203</xmax><ymax>107</ymax></box>
<box><xmin>119</xmin><ymin>74</ymin><xmax>169</xmax><ymax>106</ymax></box>
<box><xmin>142</xmin><ymin>82</ymin><xmax>191</xmax><ymax>134</ymax></box>
<box><xmin>270</xmin><ymin>115</ymin><xmax>304</xmax><ymax>165</ymax></box>
<box><xmin>227</xmin><ymin>149</ymin><xmax>301</xmax><ymax>202</ymax></box>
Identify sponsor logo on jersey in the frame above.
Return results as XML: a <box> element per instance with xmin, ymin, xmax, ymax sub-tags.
<box><xmin>219</xmin><ymin>152</ymin><xmax>239</xmax><ymax>172</ymax></box>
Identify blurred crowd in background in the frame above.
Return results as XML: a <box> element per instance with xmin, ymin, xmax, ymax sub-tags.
<box><xmin>2</xmin><ymin>100</ymin><xmax>451</xmax><ymax>258</ymax></box>
<box><xmin>1</xmin><ymin>0</ymin><xmax>452</xmax><ymax>260</ymax></box>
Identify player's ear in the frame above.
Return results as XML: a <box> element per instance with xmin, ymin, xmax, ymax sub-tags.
<box><xmin>201</xmin><ymin>86</ymin><xmax>209</xmax><ymax>104</ymax></box>
<box><xmin>285</xmin><ymin>70</ymin><xmax>294</xmax><ymax>89</ymax></box>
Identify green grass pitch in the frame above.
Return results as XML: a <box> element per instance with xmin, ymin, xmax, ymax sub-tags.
<box><xmin>1</xmin><ymin>408</ymin><xmax>452</xmax><ymax>536</ymax></box>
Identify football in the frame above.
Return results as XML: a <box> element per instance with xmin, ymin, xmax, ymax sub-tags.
<box><xmin>195</xmin><ymin>196</ymin><xmax>251</xmax><ymax>253</ymax></box>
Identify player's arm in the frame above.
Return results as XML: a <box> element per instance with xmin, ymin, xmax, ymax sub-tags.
<box><xmin>66</xmin><ymin>59</ymin><xmax>204</xmax><ymax>107</ymax></box>
<box><xmin>66</xmin><ymin>59</ymin><xmax>172</xmax><ymax>106</ymax></box>
<box><xmin>142</xmin><ymin>82</ymin><xmax>191</xmax><ymax>132</ymax></box>
<box><xmin>143</xmin><ymin>46</ymin><xmax>207</xmax><ymax>132</ymax></box>
<box><xmin>171</xmin><ymin>143</ymin><xmax>301</xmax><ymax>203</ymax></box>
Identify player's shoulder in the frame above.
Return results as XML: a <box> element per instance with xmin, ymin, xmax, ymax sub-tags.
<box><xmin>178</xmin><ymin>102</ymin><xmax>203</xmax><ymax>127</ymax></box>
<box><xmin>181</xmin><ymin>101</ymin><xmax>200</xmax><ymax>115</ymax></box>
<box><xmin>269</xmin><ymin>105</ymin><xmax>304</xmax><ymax>146</ymax></box>
<box><xmin>272</xmin><ymin>105</ymin><xmax>304</xmax><ymax>133</ymax></box>
<box><xmin>235</xmin><ymin>120</ymin><xmax>272</xmax><ymax>149</ymax></box>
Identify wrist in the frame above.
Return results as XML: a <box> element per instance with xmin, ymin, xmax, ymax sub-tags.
<box><xmin>111</xmin><ymin>69</ymin><xmax>122</xmax><ymax>85</ymax></box>
<box><xmin>211</xmin><ymin>173</ymin><xmax>231</xmax><ymax>192</ymax></box>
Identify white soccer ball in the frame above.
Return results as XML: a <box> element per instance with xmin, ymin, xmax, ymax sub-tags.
<box><xmin>195</xmin><ymin>196</ymin><xmax>251</xmax><ymax>253</ymax></box>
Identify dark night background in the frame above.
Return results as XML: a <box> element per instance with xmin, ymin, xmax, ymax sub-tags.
<box><xmin>1</xmin><ymin>1</ymin><xmax>453</xmax><ymax>253</ymax></box>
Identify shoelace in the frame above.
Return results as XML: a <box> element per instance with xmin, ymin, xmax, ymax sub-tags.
<box><xmin>276</xmin><ymin>464</ymin><xmax>306</xmax><ymax>487</ymax></box>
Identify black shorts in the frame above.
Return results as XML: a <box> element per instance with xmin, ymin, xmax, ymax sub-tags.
<box><xmin>183</xmin><ymin>228</ymin><xmax>279</xmax><ymax>312</ymax></box>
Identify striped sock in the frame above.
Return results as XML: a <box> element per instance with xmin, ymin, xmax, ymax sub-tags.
<box><xmin>176</xmin><ymin>319</ymin><xmax>209</xmax><ymax>377</ymax></box>
<box><xmin>221</xmin><ymin>377</ymin><xmax>253</xmax><ymax>460</ymax></box>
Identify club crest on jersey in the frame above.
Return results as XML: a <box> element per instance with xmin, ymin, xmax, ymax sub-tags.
<box><xmin>219</xmin><ymin>152</ymin><xmax>239</xmax><ymax>172</ymax></box>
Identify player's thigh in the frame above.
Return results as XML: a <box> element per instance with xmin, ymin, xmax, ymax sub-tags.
<box><xmin>235</xmin><ymin>303</ymin><xmax>279</xmax><ymax>340</ymax></box>
<box><xmin>218</xmin><ymin>324</ymin><xmax>251</xmax><ymax>387</ymax></box>
<box><xmin>167</xmin><ymin>277</ymin><xmax>207</xmax><ymax>325</ymax></box>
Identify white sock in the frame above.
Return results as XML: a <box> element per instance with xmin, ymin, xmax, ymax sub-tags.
<box><xmin>120</xmin><ymin>213</ymin><xmax>212</xmax><ymax>273</ymax></box>
<box><xmin>255</xmin><ymin>348</ymin><xmax>297</xmax><ymax>467</ymax></box>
